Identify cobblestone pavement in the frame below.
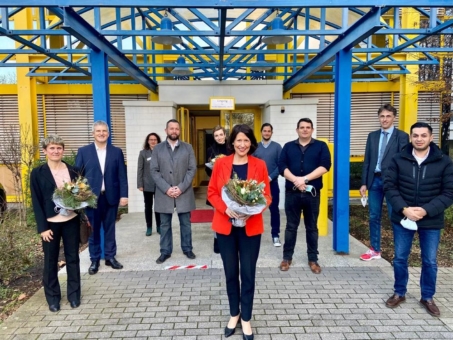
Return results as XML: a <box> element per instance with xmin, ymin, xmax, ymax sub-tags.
<box><xmin>2</xmin><ymin>200</ymin><xmax>453</xmax><ymax>339</ymax></box>
<box><xmin>1</xmin><ymin>266</ymin><xmax>452</xmax><ymax>340</ymax></box>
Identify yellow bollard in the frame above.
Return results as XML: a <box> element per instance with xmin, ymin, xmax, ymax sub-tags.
<box><xmin>317</xmin><ymin>139</ymin><xmax>333</xmax><ymax>236</ymax></box>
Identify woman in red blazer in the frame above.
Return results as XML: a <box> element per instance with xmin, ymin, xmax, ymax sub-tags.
<box><xmin>208</xmin><ymin>124</ymin><xmax>271</xmax><ymax>340</ymax></box>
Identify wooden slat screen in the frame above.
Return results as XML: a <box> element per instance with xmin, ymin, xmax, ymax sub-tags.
<box><xmin>292</xmin><ymin>92</ymin><xmax>398</xmax><ymax>155</ymax></box>
<box><xmin>0</xmin><ymin>95</ymin><xmax>20</xmax><ymax>163</ymax></box>
<box><xmin>37</xmin><ymin>94</ymin><xmax>147</xmax><ymax>159</ymax></box>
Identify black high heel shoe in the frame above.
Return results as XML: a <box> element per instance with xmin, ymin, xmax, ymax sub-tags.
<box><xmin>241</xmin><ymin>319</ymin><xmax>254</xmax><ymax>340</ymax></box>
<box><xmin>224</xmin><ymin>315</ymin><xmax>240</xmax><ymax>338</ymax></box>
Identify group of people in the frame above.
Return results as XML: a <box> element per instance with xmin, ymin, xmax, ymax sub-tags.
<box><xmin>360</xmin><ymin>104</ymin><xmax>453</xmax><ymax>318</ymax></box>
<box><xmin>31</xmin><ymin>121</ymin><xmax>128</xmax><ymax>312</ymax></box>
<box><xmin>30</xmin><ymin>105</ymin><xmax>453</xmax><ymax>339</ymax></box>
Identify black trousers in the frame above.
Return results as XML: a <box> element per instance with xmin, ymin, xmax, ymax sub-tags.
<box><xmin>283</xmin><ymin>191</ymin><xmax>320</xmax><ymax>262</ymax></box>
<box><xmin>42</xmin><ymin>216</ymin><xmax>81</xmax><ymax>306</ymax></box>
<box><xmin>143</xmin><ymin>191</ymin><xmax>161</xmax><ymax>229</ymax></box>
<box><xmin>217</xmin><ymin>227</ymin><xmax>261</xmax><ymax>321</ymax></box>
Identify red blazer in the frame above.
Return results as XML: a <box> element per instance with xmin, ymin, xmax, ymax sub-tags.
<box><xmin>207</xmin><ymin>154</ymin><xmax>272</xmax><ymax>236</ymax></box>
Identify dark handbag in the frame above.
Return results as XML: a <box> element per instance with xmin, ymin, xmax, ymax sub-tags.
<box><xmin>79</xmin><ymin>211</ymin><xmax>92</xmax><ymax>245</ymax></box>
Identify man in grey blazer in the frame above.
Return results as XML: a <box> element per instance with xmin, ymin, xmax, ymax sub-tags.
<box><xmin>150</xmin><ymin>119</ymin><xmax>197</xmax><ymax>264</ymax></box>
<box><xmin>360</xmin><ymin>104</ymin><xmax>409</xmax><ymax>261</ymax></box>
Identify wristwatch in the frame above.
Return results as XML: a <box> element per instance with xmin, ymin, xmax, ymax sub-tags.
<box><xmin>304</xmin><ymin>176</ymin><xmax>309</xmax><ymax>184</ymax></box>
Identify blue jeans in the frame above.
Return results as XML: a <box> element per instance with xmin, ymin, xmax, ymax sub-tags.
<box><xmin>392</xmin><ymin>223</ymin><xmax>441</xmax><ymax>300</ymax></box>
<box><xmin>269</xmin><ymin>179</ymin><xmax>281</xmax><ymax>238</ymax></box>
<box><xmin>283</xmin><ymin>191</ymin><xmax>320</xmax><ymax>262</ymax></box>
<box><xmin>159</xmin><ymin>212</ymin><xmax>192</xmax><ymax>255</ymax></box>
<box><xmin>368</xmin><ymin>175</ymin><xmax>392</xmax><ymax>252</ymax></box>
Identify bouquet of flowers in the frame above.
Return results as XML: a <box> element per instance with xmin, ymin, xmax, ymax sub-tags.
<box><xmin>221</xmin><ymin>173</ymin><xmax>267</xmax><ymax>227</ymax></box>
<box><xmin>49</xmin><ymin>176</ymin><xmax>97</xmax><ymax>223</ymax></box>
<box><xmin>205</xmin><ymin>154</ymin><xmax>226</xmax><ymax>169</ymax></box>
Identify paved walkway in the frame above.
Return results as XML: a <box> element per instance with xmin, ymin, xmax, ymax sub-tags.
<box><xmin>1</xmin><ymin>193</ymin><xmax>453</xmax><ymax>339</ymax></box>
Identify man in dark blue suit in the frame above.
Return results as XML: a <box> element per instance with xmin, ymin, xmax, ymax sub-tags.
<box><xmin>76</xmin><ymin>120</ymin><xmax>128</xmax><ymax>274</ymax></box>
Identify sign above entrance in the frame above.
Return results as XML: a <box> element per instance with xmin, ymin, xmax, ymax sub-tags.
<box><xmin>209</xmin><ymin>97</ymin><xmax>235</xmax><ymax>110</ymax></box>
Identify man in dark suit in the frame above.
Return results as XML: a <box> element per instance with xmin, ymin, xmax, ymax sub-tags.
<box><xmin>76</xmin><ymin>120</ymin><xmax>128</xmax><ymax>274</ymax></box>
<box><xmin>360</xmin><ymin>104</ymin><xmax>409</xmax><ymax>261</ymax></box>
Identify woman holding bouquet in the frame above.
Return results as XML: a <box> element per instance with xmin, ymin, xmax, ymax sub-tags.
<box><xmin>30</xmin><ymin>135</ymin><xmax>81</xmax><ymax>312</ymax></box>
<box><xmin>208</xmin><ymin>124</ymin><xmax>271</xmax><ymax>340</ymax></box>
<box><xmin>205</xmin><ymin>125</ymin><xmax>232</xmax><ymax>253</ymax></box>
<box><xmin>205</xmin><ymin>125</ymin><xmax>231</xmax><ymax>177</ymax></box>
<box><xmin>137</xmin><ymin>132</ymin><xmax>162</xmax><ymax>236</ymax></box>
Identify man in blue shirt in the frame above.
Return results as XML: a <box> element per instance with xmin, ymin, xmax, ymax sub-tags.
<box><xmin>278</xmin><ymin>118</ymin><xmax>331</xmax><ymax>273</ymax></box>
<box><xmin>360</xmin><ymin>104</ymin><xmax>409</xmax><ymax>261</ymax></box>
<box><xmin>254</xmin><ymin>123</ymin><xmax>283</xmax><ymax>247</ymax></box>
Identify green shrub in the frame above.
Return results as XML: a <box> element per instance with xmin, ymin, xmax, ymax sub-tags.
<box><xmin>445</xmin><ymin>205</ymin><xmax>453</xmax><ymax>228</ymax></box>
<box><xmin>0</xmin><ymin>211</ymin><xmax>41</xmax><ymax>284</ymax></box>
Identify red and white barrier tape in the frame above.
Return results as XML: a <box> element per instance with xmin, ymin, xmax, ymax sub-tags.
<box><xmin>165</xmin><ymin>265</ymin><xmax>208</xmax><ymax>270</ymax></box>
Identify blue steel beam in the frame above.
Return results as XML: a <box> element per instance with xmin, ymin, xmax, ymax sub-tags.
<box><xmin>6</xmin><ymin>1</ymin><xmax>453</xmax><ymax>8</ymax></box>
<box><xmin>1</xmin><ymin>6</ymin><xmax>92</xmax><ymax>64</ymax></box>
<box><xmin>1</xmin><ymin>59</ymin><xmax>435</xmax><ymax>68</ymax></box>
<box><xmin>333</xmin><ymin>48</ymin><xmax>353</xmax><ymax>254</ymax></box>
<box><xmin>51</xmin><ymin>7</ymin><xmax>157</xmax><ymax>93</ymax></box>
<box><xmin>3</xmin><ymin>47</ymin><xmax>453</xmax><ymax>55</ymax></box>
<box><xmin>354</xmin><ymin>18</ymin><xmax>453</xmax><ymax>72</ymax></box>
<box><xmin>218</xmin><ymin>8</ymin><xmax>227</xmax><ymax>81</ymax></box>
<box><xmin>5</xmin><ymin>47</ymin><xmax>453</xmax><ymax>55</ymax></box>
<box><xmin>0</xmin><ymin>26</ymin><xmax>91</xmax><ymax>75</ymax></box>
<box><xmin>283</xmin><ymin>7</ymin><xmax>384</xmax><ymax>92</ymax></box>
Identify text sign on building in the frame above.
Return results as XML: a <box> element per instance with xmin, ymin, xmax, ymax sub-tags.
<box><xmin>209</xmin><ymin>97</ymin><xmax>235</xmax><ymax>110</ymax></box>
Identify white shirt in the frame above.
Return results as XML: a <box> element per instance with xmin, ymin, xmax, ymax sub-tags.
<box><xmin>95</xmin><ymin>143</ymin><xmax>107</xmax><ymax>191</ymax></box>
<box><xmin>412</xmin><ymin>147</ymin><xmax>430</xmax><ymax>165</ymax></box>
<box><xmin>168</xmin><ymin>139</ymin><xmax>179</xmax><ymax>151</ymax></box>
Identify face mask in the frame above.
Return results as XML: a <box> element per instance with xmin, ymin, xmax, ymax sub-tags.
<box><xmin>361</xmin><ymin>196</ymin><xmax>367</xmax><ymax>207</ymax></box>
<box><xmin>400</xmin><ymin>217</ymin><xmax>418</xmax><ymax>231</ymax></box>
<box><xmin>305</xmin><ymin>185</ymin><xmax>317</xmax><ymax>197</ymax></box>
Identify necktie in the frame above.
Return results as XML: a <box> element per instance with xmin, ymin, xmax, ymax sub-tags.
<box><xmin>378</xmin><ymin>131</ymin><xmax>389</xmax><ymax>168</ymax></box>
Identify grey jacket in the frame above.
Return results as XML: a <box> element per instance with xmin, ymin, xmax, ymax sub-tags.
<box><xmin>150</xmin><ymin>139</ymin><xmax>196</xmax><ymax>214</ymax></box>
<box><xmin>137</xmin><ymin>149</ymin><xmax>156</xmax><ymax>192</ymax></box>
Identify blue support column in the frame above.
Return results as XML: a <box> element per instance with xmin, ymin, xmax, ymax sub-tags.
<box><xmin>91</xmin><ymin>49</ymin><xmax>111</xmax><ymax>144</ymax></box>
<box><xmin>333</xmin><ymin>48</ymin><xmax>352</xmax><ymax>254</ymax></box>
<box><xmin>91</xmin><ymin>49</ymin><xmax>110</xmax><ymax>259</ymax></box>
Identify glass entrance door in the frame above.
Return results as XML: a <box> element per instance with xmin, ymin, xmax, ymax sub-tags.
<box><xmin>220</xmin><ymin>108</ymin><xmax>262</xmax><ymax>141</ymax></box>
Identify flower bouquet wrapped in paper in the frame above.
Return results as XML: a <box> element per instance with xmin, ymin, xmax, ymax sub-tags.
<box><xmin>205</xmin><ymin>154</ymin><xmax>226</xmax><ymax>170</ymax></box>
<box><xmin>48</xmin><ymin>176</ymin><xmax>97</xmax><ymax>223</ymax></box>
<box><xmin>221</xmin><ymin>173</ymin><xmax>267</xmax><ymax>227</ymax></box>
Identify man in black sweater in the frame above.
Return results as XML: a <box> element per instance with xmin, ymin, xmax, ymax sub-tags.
<box><xmin>278</xmin><ymin>118</ymin><xmax>331</xmax><ymax>273</ymax></box>
<box><xmin>384</xmin><ymin>122</ymin><xmax>453</xmax><ymax>317</ymax></box>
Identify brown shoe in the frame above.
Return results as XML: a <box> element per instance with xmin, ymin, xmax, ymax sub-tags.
<box><xmin>308</xmin><ymin>261</ymin><xmax>321</xmax><ymax>274</ymax></box>
<box><xmin>279</xmin><ymin>259</ymin><xmax>292</xmax><ymax>271</ymax></box>
<box><xmin>385</xmin><ymin>294</ymin><xmax>406</xmax><ymax>308</ymax></box>
<box><xmin>420</xmin><ymin>299</ymin><xmax>440</xmax><ymax>317</ymax></box>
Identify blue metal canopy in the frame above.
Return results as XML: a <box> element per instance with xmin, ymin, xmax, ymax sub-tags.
<box><xmin>0</xmin><ymin>3</ymin><xmax>452</xmax><ymax>92</ymax></box>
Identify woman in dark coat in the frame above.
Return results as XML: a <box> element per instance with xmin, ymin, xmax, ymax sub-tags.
<box><xmin>30</xmin><ymin>135</ymin><xmax>81</xmax><ymax>312</ymax></box>
<box><xmin>205</xmin><ymin>125</ymin><xmax>232</xmax><ymax>253</ymax></box>
<box><xmin>137</xmin><ymin>132</ymin><xmax>162</xmax><ymax>236</ymax></box>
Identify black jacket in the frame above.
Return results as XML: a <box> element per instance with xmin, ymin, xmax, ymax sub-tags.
<box><xmin>30</xmin><ymin>162</ymin><xmax>79</xmax><ymax>234</ymax></box>
<box><xmin>384</xmin><ymin>142</ymin><xmax>453</xmax><ymax>229</ymax></box>
<box><xmin>205</xmin><ymin>142</ymin><xmax>231</xmax><ymax>177</ymax></box>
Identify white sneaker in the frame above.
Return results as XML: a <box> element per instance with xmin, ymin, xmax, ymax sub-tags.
<box><xmin>273</xmin><ymin>237</ymin><xmax>281</xmax><ymax>247</ymax></box>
